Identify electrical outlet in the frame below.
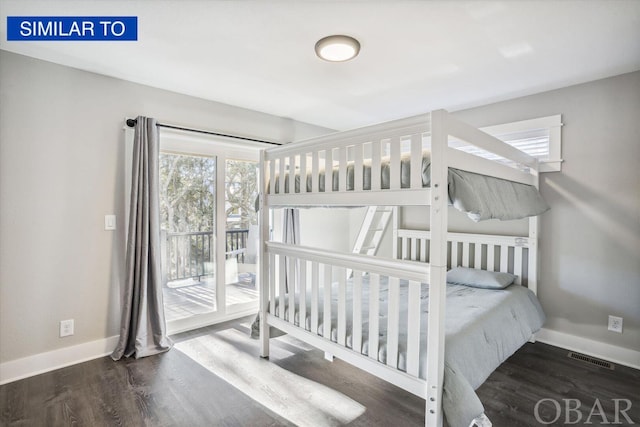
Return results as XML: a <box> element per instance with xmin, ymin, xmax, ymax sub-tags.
<box><xmin>608</xmin><ymin>315</ymin><xmax>623</xmax><ymax>333</ymax></box>
<box><xmin>60</xmin><ymin>319</ymin><xmax>74</xmax><ymax>337</ymax></box>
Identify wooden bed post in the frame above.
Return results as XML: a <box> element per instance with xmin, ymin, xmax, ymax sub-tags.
<box><xmin>259</xmin><ymin>149</ymin><xmax>270</xmax><ymax>358</ymax></box>
<box><xmin>528</xmin><ymin>166</ymin><xmax>540</xmax><ymax>296</ymax></box>
<box><xmin>426</xmin><ymin>109</ymin><xmax>448</xmax><ymax>427</ymax></box>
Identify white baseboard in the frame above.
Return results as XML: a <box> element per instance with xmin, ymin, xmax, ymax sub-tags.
<box><xmin>0</xmin><ymin>335</ymin><xmax>119</xmax><ymax>385</ymax></box>
<box><xmin>536</xmin><ymin>328</ymin><xmax>640</xmax><ymax>370</ymax></box>
<box><xmin>3</xmin><ymin>325</ymin><xmax>635</xmax><ymax>386</ymax></box>
<box><xmin>0</xmin><ymin>309</ymin><xmax>259</xmax><ymax>385</ymax></box>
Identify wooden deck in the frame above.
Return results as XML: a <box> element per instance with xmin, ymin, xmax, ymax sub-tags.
<box><xmin>162</xmin><ymin>275</ymin><xmax>258</xmax><ymax>322</ymax></box>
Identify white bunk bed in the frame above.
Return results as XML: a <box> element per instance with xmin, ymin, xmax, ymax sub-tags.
<box><xmin>256</xmin><ymin>110</ymin><xmax>546</xmax><ymax>427</ymax></box>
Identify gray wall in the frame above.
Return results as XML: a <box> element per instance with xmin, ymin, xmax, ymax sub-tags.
<box><xmin>0</xmin><ymin>51</ymin><xmax>331</xmax><ymax>363</ymax></box>
<box><xmin>453</xmin><ymin>72</ymin><xmax>639</xmax><ymax>352</ymax></box>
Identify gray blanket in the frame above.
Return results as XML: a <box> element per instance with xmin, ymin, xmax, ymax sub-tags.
<box><xmin>251</xmin><ymin>278</ymin><xmax>545</xmax><ymax>427</ymax></box>
<box><xmin>270</xmin><ymin>151</ymin><xmax>549</xmax><ymax>221</ymax></box>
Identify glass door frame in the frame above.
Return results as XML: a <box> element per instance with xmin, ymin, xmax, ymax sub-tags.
<box><xmin>158</xmin><ymin>128</ymin><xmax>261</xmax><ymax>335</ymax></box>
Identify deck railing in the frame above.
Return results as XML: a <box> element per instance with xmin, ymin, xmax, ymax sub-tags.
<box><xmin>161</xmin><ymin>229</ymin><xmax>250</xmax><ymax>283</ymax></box>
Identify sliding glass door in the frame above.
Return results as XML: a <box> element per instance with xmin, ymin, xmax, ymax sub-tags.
<box><xmin>159</xmin><ymin>152</ymin><xmax>218</xmax><ymax>323</ymax></box>
<box><xmin>224</xmin><ymin>159</ymin><xmax>259</xmax><ymax>311</ymax></box>
<box><xmin>157</xmin><ymin>129</ymin><xmax>260</xmax><ymax>333</ymax></box>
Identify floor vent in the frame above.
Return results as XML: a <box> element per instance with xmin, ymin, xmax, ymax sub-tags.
<box><xmin>568</xmin><ymin>352</ymin><xmax>614</xmax><ymax>370</ymax></box>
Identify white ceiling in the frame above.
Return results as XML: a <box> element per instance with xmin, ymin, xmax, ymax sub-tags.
<box><xmin>1</xmin><ymin>0</ymin><xmax>640</xmax><ymax>130</ymax></box>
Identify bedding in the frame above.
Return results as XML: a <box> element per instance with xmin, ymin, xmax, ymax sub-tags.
<box><xmin>269</xmin><ymin>151</ymin><xmax>549</xmax><ymax>221</ymax></box>
<box><xmin>251</xmin><ymin>277</ymin><xmax>545</xmax><ymax>427</ymax></box>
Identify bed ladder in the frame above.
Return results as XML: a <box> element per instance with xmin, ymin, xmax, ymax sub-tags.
<box><xmin>352</xmin><ymin>206</ymin><xmax>393</xmax><ymax>256</ymax></box>
<box><xmin>348</xmin><ymin>206</ymin><xmax>393</xmax><ymax>277</ymax></box>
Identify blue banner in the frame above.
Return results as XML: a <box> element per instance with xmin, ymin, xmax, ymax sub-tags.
<box><xmin>7</xmin><ymin>16</ymin><xmax>138</xmax><ymax>41</ymax></box>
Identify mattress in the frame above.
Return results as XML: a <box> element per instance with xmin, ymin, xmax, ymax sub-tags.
<box><xmin>269</xmin><ymin>151</ymin><xmax>549</xmax><ymax>221</ymax></box>
<box><xmin>252</xmin><ymin>277</ymin><xmax>545</xmax><ymax>427</ymax></box>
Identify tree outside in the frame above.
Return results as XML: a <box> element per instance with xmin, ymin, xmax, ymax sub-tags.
<box><xmin>159</xmin><ymin>154</ymin><xmax>258</xmax><ymax>233</ymax></box>
<box><xmin>159</xmin><ymin>153</ymin><xmax>258</xmax><ymax>283</ymax></box>
<box><xmin>225</xmin><ymin>159</ymin><xmax>258</xmax><ymax>229</ymax></box>
<box><xmin>160</xmin><ymin>153</ymin><xmax>216</xmax><ymax>234</ymax></box>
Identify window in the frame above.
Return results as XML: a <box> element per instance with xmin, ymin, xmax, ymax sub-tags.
<box><xmin>453</xmin><ymin>115</ymin><xmax>563</xmax><ymax>172</ymax></box>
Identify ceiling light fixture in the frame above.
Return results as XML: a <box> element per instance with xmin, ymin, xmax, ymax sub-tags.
<box><xmin>315</xmin><ymin>35</ymin><xmax>360</xmax><ymax>62</ymax></box>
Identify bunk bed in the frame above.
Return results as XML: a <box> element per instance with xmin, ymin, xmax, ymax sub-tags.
<box><xmin>256</xmin><ymin>110</ymin><xmax>547</xmax><ymax>427</ymax></box>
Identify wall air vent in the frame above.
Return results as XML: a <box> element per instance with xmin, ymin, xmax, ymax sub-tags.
<box><xmin>568</xmin><ymin>352</ymin><xmax>614</xmax><ymax>370</ymax></box>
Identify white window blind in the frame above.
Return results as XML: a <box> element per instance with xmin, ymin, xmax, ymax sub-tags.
<box><xmin>452</xmin><ymin>115</ymin><xmax>563</xmax><ymax>172</ymax></box>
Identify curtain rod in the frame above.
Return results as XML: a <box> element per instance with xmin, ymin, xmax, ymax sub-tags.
<box><xmin>125</xmin><ymin>118</ymin><xmax>283</xmax><ymax>146</ymax></box>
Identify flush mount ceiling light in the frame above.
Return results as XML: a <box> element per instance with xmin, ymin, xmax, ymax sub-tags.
<box><xmin>315</xmin><ymin>35</ymin><xmax>361</xmax><ymax>62</ymax></box>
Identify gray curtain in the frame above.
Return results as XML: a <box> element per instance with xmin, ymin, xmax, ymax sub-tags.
<box><xmin>282</xmin><ymin>208</ymin><xmax>300</xmax><ymax>292</ymax></box>
<box><xmin>112</xmin><ymin>116</ymin><xmax>173</xmax><ymax>360</ymax></box>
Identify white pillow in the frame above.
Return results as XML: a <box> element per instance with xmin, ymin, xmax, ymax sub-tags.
<box><xmin>446</xmin><ymin>267</ymin><xmax>517</xmax><ymax>289</ymax></box>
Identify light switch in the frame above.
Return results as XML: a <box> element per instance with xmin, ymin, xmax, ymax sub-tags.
<box><xmin>105</xmin><ymin>214</ymin><xmax>116</xmax><ymax>230</ymax></box>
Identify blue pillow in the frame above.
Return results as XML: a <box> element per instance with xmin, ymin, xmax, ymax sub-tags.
<box><xmin>446</xmin><ymin>267</ymin><xmax>517</xmax><ymax>289</ymax></box>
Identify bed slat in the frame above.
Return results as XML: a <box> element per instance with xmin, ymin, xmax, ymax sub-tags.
<box><xmin>323</xmin><ymin>264</ymin><xmax>332</xmax><ymax>340</ymax></box>
<box><xmin>406</xmin><ymin>280</ymin><xmax>421</xmax><ymax>377</ymax></box>
<box><xmin>410</xmin><ymin>238</ymin><xmax>417</xmax><ymax>262</ymax></box>
<box><xmin>269</xmin><ymin>159</ymin><xmax>275</xmax><ymax>195</ymax></box>
<box><xmin>269</xmin><ymin>253</ymin><xmax>276</xmax><ymax>315</ymax></box>
<box><xmin>279</xmin><ymin>157</ymin><xmax>286</xmax><ymax>194</ymax></box>
<box><xmin>299</xmin><ymin>260</ymin><xmax>307</xmax><ymax>329</ymax></box>
<box><xmin>368</xmin><ymin>273</ymin><xmax>380</xmax><ymax>361</ymax></box>
<box><xmin>401</xmin><ymin>237</ymin><xmax>408</xmax><ymax>260</ymax></box>
<box><xmin>352</xmin><ymin>271</ymin><xmax>363</xmax><ymax>353</ymax></box>
<box><xmin>339</xmin><ymin>146</ymin><xmax>347</xmax><ymax>192</ymax></box>
<box><xmin>354</xmin><ymin>144</ymin><xmax>363</xmax><ymax>192</ymax></box>
<box><xmin>500</xmin><ymin>245</ymin><xmax>509</xmax><ymax>273</ymax></box>
<box><xmin>371</xmin><ymin>140</ymin><xmax>381</xmax><ymax>191</ymax></box>
<box><xmin>311</xmin><ymin>151</ymin><xmax>319</xmax><ymax>193</ymax></box>
<box><xmin>410</xmin><ymin>134</ymin><xmax>422</xmax><ymax>189</ymax></box>
<box><xmin>311</xmin><ymin>261</ymin><xmax>319</xmax><ymax>334</ymax></box>
<box><xmin>390</xmin><ymin>137</ymin><xmax>401</xmax><ymax>190</ymax></box>
<box><xmin>288</xmin><ymin>256</ymin><xmax>297</xmax><ymax>324</ymax></box>
<box><xmin>289</xmin><ymin>154</ymin><xmax>296</xmax><ymax>194</ymax></box>
<box><xmin>420</xmin><ymin>239</ymin><xmax>427</xmax><ymax>262</ymax></box>
<box><xmin>325</xmin><ymin>149</ymin><xmax>333</xmax><ymax>193</ymax></box>
<box><xmin>487</xmin><ymin>245</ymin><xmax>495</xmax><ymax>271</ymax></box>
<box><xmin>450</xmin><ymin>241</ymin><xmax>459</xmax><ymax>268</ymax></box>
<box><xmin>474</xmin><ymin>244</ymin><xmax>483</xmax><ymax>269</ymax></box>
<box><xmin>462</xmin><ymin>242</ymin><xmax>470</xmax><ymax>268</ymax></box>
<box><xmin>278</xmin><ymin>255</ymin><xmax>286</xmax><ymax>319</ymax></box>
<box><xmin>299</xmin><ymin>152</ymin><xmax>307</xmax><ymax>194</ymax></box>
<box><xmin>514</xmin><ymin>246</ymin><xmax>523</xmax><ymax>285</ymax></box>
<box><xmin>337</xmin><ymin>267</ymin><xmax>347</xmax><ymax>346</ymax></box>
<box><xmin>387</xmin><ymin>277</ymin><xmax>400</xmax><ymax>369</ymax></box>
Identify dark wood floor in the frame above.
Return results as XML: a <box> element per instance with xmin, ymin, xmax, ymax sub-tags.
<box><xmin>1</xmin><ymin>318</ymin><xmax>638</xmax><ymax>426</ymax></box>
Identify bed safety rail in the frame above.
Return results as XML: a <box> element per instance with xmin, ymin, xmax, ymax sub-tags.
<box><xmin>261</xmin><ymin>110</ymin><xmax>540</xmax><ymax>208</ymax></box>
<box><xmin>264</xmin><ymin>241</ymin><xmax>428</xmax><ymax>395</ymax></box>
